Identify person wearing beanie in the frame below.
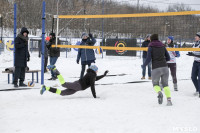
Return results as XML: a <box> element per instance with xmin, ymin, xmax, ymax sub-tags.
<box><xmin>142</xmin><ymin>34</ymin><xmax>172</xmax><ymax>106</ymax></box>
<box><xmin>46</xmin><ymin>33</ymin><xmax>61</xmax><ymax>80</ymax></box>
<box><xmin>40</xmin><ymin>65</ymin><xmax>109</xmax><ymax>98</ymax></box>
<box><xmin>13</xmin><ymin>27</ymin><xmax>30</xmax><ymax>87</ymax></box>
<box><xmin>166</xmin><ymin>36</ymin><xmax>180</xmax><ymax>91</ymax></box>
<box><xmin>141</xmin><ymin>34</ymin><xmax>152</xmax><ymax>80</ymax></box>
<box><xmin>77</xmin><ymin>32</ymin><xmax>96</xmax><ymax>79</ymax></box>
<box><xmin>187</xmin><ymin>32</ymin><xmax>200</xmax><ymax>98</ymax></box>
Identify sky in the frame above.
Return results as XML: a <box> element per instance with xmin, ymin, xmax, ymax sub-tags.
<box><xmin>114</xmin><ymin>0</ymin><xmax>200</xmax><ymax>11</ymax></box>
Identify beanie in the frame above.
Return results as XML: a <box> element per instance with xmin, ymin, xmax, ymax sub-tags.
<box><xmin>89</xmin><ymin>65</ymin><xmax>98</xmax><ymax>72</ymax></box>
<box><xmin>150</xmin><ymin>34</ymin><xmax>159</xmax><ymax>41</ymax></box>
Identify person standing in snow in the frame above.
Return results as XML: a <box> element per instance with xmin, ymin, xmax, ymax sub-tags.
<box><xmin>40</xmin><ymin>65</ymin><xmax>108</xmax><ymax>98</ymax></box>
<box><xmin>76</xmin><ymin>33</ymin><xmax>96</xmax><ymax>79</ymax></box>
<box><xmin>13</xmin><ymin>27</ymin><xmax>30</xmax><ymax>88</ymax></box>
<box><xmin>44</xmin><ymin>36</ymin><xmax>50</xmax><ymax>73</ymax></box>
<box><xmin>166</xmin><ymin>36</ymin><xmax>180</xmax><ymax>91</ymax></box>
<box><xmin>187</xmin><ymin>32</ymin><xmax>200</xmax><ymax>98</ymax></box>
<box><xmin>46</xmin><ymin>33</ymin><xmax>60</xmax><ymax>80</ymax></box>
<box><xmin>142</xmin><ymin>34</ymin><xmax>172</xmax><ymax>106</ymax></box>
<box><xmin>141</xmin><ymin>34</ymin><xmax>152</xmax><ymax>80</ymax></box>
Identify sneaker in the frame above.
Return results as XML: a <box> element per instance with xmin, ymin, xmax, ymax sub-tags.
<box><xmin>40</xmin><ymin>85</ymin><xmax>46</xmax><ymax>95</ymax></box>
<box><xmin>141</xmin><ymin>77</ymin><xmax>145</xmax><ymax>80</ymax></box>
<box><xmin>14</xmin><ymin>84</ymin><xmax>18</xmax><ymax>88</ymax></box>
<box><xmin>174</xmin><ymin>88</ymin><xmax>178</xmax><ymax>91</ymax></box>
<box><xmin>194</xmin><ymin>92</ymin><xmax>199</xmax><ymax>96</ymax></box>
<box><xmin>19</xmin><ymin>83</ymin><xmax>27</xmax><ymax>87</ymax></box>
<box><xmin>48</xmin><ymin>77</ymin><xmax>57</xmax><ymax>80</ymax></box>
<box><xmin>167</xmin><ymin>98</ymin><xmax>173</xmax><ymax>106</ymax></box>
<box><xmin>148</xmin><ymin>77</ymin><xmax>152</xmax><ymax>80</ymax></box>
<box><xmin>157</xmin><ymin>91</ymin><xmax>163</xmax><ymax>104</ymax></box>
<box><xmin>52</xmin><ymin>68</ymin><xmax>60</xmax><ymax>77</ymax></box>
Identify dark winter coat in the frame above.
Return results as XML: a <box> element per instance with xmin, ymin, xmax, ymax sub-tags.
<box><xmin>142</xmin><ymin>40</ymin><xmax>150</xmax><ymax>58</ymax></box>
<box><xmin>14</xmin><ymin>27</ymin><xmax>30</xmax><ymax>67</ymax></box>
<box><xmin>47</xmin><ymin>38</ymin><xmax>60</xmax><ymax>57</ymax></box>
<box><xmin>77</xmin><ymin>37</ymin><xmax>96</xmax><ymax>64</ymax></box>
<box><xmin>143</xmin><ymin>40</ymin><xmax>170</xmax><ymax>69</ymax></box>
<box><xmin>78</xmin><ymin>69</ymin><xmax>105</xmax><ymax>98</ymax></box>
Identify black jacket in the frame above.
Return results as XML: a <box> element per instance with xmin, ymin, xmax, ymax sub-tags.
<box><xmin>78</xmin><ymin>69</ymin><xmax>105</xmax><ymax>98</ymax></box>
<box><xmin>14</xmin><ymin>27</ymin><xmax>30</xmax><ymax>67</ymax></box>
<box><xmin>141</xmin><ymin>40</ymin><xmax>150</xmax><ymax>58</ymax></box>
<box><xmin>47</xmin><ymin>38</ymin><xmax>60</xmax><ymax>57</ymax></box>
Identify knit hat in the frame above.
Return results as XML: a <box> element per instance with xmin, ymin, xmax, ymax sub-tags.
<box><xmin>45</xmin><ymin>36</ymin><xmax>50</xmax><ymax>41</ymax></box>
<box><xmin>168</xmin><ymin>36</ymin><xmax>174</xmax><ymax>41</ymax></box>
<box><xmin>196</xmin><ymin>32</ymin><xmax>200</xmax><ymax>38</ymax></box>
<box><xmin>150</xmin><ymin>34</ymin><xmax>159</xmax><ymax>41</ymax></box>
<box><xmin>89</xmin><ymin>65</ymin><xmax>98</xmax><ymax>72</ymax></box>
<box><xmin>81</xmin><ymin>32</ymin><xmax>88</xmax><ymax>39</ymax></box>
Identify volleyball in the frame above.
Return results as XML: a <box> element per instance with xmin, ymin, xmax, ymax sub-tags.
<box><xmin>28</xmin><ymin>81</ymin><xmax>35</xmax><ymax>87</ymax></box>
<box><xmin>6</xmin><ymin>40</ymin><xmax>14</xmax><ymax>51</ymax></box>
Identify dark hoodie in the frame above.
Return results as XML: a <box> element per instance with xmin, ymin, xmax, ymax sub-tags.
<box><xmin>78</xmin><ymin>69</ymin><xmax>105</xmax><ymax>98</ymax></box>
<box><xmin>143</xmin><ymin>40</ymin><xmax>170</xmax><ymax>69</ymax></box>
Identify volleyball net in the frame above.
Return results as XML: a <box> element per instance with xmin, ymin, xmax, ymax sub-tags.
<box><xmin>52</xmin><ymin>11</ymin><xmax>200</xmax><ymax>52</ymax></box>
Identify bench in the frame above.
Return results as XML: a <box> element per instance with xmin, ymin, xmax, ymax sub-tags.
<box><xmin>2</xmin><ymin>70</ymin><xmax>41</xmax><ymax>84</ymax></box>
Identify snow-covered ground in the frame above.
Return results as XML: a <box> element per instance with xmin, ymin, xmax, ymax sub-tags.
<box><xmin>0</xmin><ymin>50</ymin><xmax>199</xmax><ymax>133</ymax></box>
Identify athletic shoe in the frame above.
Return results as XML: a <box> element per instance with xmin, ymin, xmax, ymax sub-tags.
<box><xmin>52</xmin><ymin>68</ymin><xmax>60</xmax><ymax>77</ymax></box>
<box><xmin>14</xmin><ymin>84</ymin><xmax>18</xmax><ymax>88</ymax></box>
<box><xmin>19</xmin><ymin>83</ymin><xmax>27</xmax><ymax>87</ymax></box>
<box><xmin>174</xmin><ymin>88</ymin><xmax>178</xmax><ymax>91</ymax></box>
<box><xmin>40</xmin><ymin>85</ymin><xmax>46</xmax><ymax>95</ymax></box>
<box><xmin>167</xmin><ymin>98</ymin><xmax>173</xmax><ymax>106</ymax></box>
<box><xmin>157</xmin><ymin>91</ymin><xmax>163</xmax><ymax>104</ymax></box>
<box><xmin>141</xmin><ymin>77</ymin><xmax>145</xmax><ymax>80</ymax></box>
<box><xmin>48</xmin><ymin>77</ymin><xmax>57</xmax><ymax>80</ymax></box>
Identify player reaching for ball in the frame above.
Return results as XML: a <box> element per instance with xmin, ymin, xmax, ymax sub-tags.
<box><xmin>40</xmin><ymin>65</ymin><xmax>108</xmax><ymax>98</ymax></box>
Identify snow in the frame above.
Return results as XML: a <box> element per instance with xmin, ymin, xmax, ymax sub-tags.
<box><xmin>0</xmin><ymin>49</ymin><xmax>199</xmax><ymax>133</ymax></box>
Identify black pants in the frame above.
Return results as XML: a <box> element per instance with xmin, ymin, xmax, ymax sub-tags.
<box><xmin>14</xmin><ymin>67</ymin><xmax>25</xmax><ymax>85</ymax></box>
<box><xmin>80</xmin><ymin>63</ymin><xmax>91</xmax><ymax>79</ymax></box>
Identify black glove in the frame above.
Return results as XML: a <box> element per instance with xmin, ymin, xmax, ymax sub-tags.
<box><xmin>89</xmin><ymin>33</ymin><xmax>93</xmax><ymax>38</ymax></box>
<box><xmin>104</xmin><ymin>70</ymin><xmax>109</xmax><ymax>76</ymax></box>
<box><xmin>186</xmin><ymin>52</ymin><xmax>194</xmax><ymax>56</ymax></box>
<box><xmin>76</xmin><ymin>60</ymin><xmax>79</xmax><ymax>64</ymax></box>
<box><xmin>27</xmin><ymin>57</ymin><xmax>30</xmax><ymax>62</ymax></box>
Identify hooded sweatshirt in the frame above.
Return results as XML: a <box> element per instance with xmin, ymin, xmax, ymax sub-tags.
<box><xmin>143</xmin><ymin>40</ymin><xmax>170</xmax><ymax>69</ymax></box>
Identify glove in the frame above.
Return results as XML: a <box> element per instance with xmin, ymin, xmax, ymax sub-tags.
<box><xmin>76</xmin><ymin>60</ymin><xmax>79</xmax><ymax>64</ymax></box>
<box><xmin>186</xmin><ymin>52</ymin><xmax>194</xmax><ymax>56</ymax></box>
<box><xmin>104</xmin><ymin>70</ymin><xmax>109</xmax><ymax>76</ymax></box>
<box><xmin>27</xmin><ymin>57</ymin><xmax>30</xmax><ymax>62</ymax></box>
<box><xmin>89</xmin><ymin>33</ymin><xmax>93</xmax><ymax>38</ymax></box>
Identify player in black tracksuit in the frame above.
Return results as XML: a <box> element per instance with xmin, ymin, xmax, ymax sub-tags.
<box><xmin>40</xmin><ymin>65</ymin><xmax>108</xmax><ymax>98</ymax></box>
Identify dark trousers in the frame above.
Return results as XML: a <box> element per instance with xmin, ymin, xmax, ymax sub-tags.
<box><xmin>49</xmin><ymin>81</ymin><xmax>82</xmax><ymax>96</ymax></box>
<box><xmin>142</xmin><ymin>58</ymin><xmax>152</xmax><ymax>77</ymax></box>
<box><xmin>80</xmin><ymin>63</ymin><xmax>91</xmax><ymax>79</ymax></box>
<box><xmin>191</xmin><ymin>61</ymin><xmax>200</xmax><ymax>93</ymax></box>
<box><xmin>44</xmin><ymin>57</ymin><xmax>48</xmax><ymax>72</ymax></box>
<box><xmin>167</xmin><ymin>63</ymin><xmax>177</xmax><ymax>84</ymax></box>
<box><xmin>50</xmin><ymin>57</ymin><xmax>58</xmax><ymax>78</ymax></box>
<box><xmin>13</xmin><ymin>67</ymin><xmax>25</xmax><ymax>85</ymax></box>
